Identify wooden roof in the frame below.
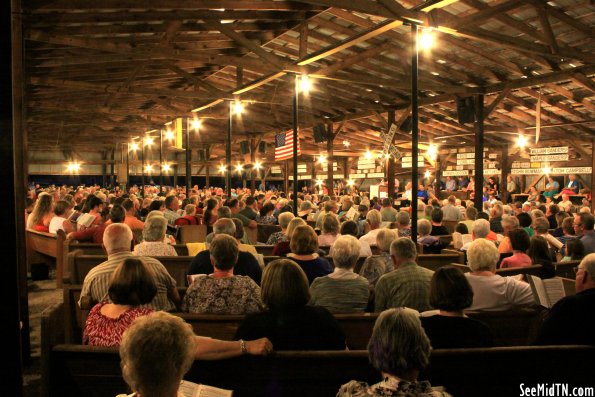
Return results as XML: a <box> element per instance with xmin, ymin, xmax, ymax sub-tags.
<box><xmin>22</xmin><ymin>0</ymin><xmax>595</xmax><ymax>162</ymax></box>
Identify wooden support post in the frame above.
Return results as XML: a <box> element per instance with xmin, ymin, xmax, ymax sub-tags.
<box><xmin>102</xmin><ymin>151</ymin><xmax>108</xmax><ymax>187</ymax></box>
<box><xmin>435</xmin><ymin>155</ymin><xmax>442</xmax><ymax>196</ymax></box>
<box><xmin>387</xmin><ymin>111</ymin><xmax>396</xmax><ymax>198</ymax></box>
<box><xmin>500</xmin><ymin>146</ymin><xmax>509</xmax><ymax>203</ymax></box>
<box><xmin>250</xmin><ymin>138</ymin><xmax>256</xmax><ymax>194</ymax></box>
<box><xmin>326</xmin><ymin>121</ymin><xmax>334</xmax><ymax>195</ymax></box>
<box><xmin>205</xmin><ymin>147</ymin><xmax>210</xmax><ymax>188</ymax></box>
<box><xmin>284</xmin><ymin>160</ymin><xmax>289</xmax><ymax>195</ymax></box>
<box><xmin>591</xmin><ymin>139</ymin><xmax>595</xmax><ymax>212</ymax></box>
<box><xmin>173</xmin><ymin>153</ymin><xmax>178</xmax><ymax>187</ymax></box>
<box><xmin>474</xmin><ymin>94</ymin><xmax>485</xmax><ymax>210</ymax></box>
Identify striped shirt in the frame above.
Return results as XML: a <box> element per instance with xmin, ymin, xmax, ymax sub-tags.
<box><xmin>309</xmin><ymin>272</ymin><xmax>370</xmax><ymax>313</ymax></box>
<box><xmin>374</xmin><ymin>261</ymin><xmax>434</xmax><ymax>312</ymax></box>
<box><xmin>79</xmin><ymin>251</ymin><xmax>177</xmax><ymax>311</ymax></box>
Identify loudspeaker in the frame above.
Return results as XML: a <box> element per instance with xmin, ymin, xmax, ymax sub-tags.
<box><xmin>457</xmin><ymin>97</ymin><xmax>476</xmax><ymax>124</ymax></box>
<box><xmin>399</xmin><ymin>116</ymin><xmax>412</xmax><ymax>132</ymax></box>
<box><xmin>239</xmin><ymin>141</ymin><xmax>250</xmax><ymax>155</ymax></box>
<box><xmin>258</xmin><ymin>141</ymin><xmax>266</xmax><ymax>153</ymax></box>
<box><xmin>197</xmin><ymin>149</ymin><xmax>206</xmax><ymax>161</ymax></box>
<box><xmin>313</xmin><ymin>124</ymin><xmax>327</xmax><ymax>143</ymax></box>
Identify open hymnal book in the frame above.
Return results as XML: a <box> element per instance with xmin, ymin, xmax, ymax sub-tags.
<box><xmin>76</xmin><ymin>213</ymin><xmax>96</xmax><ymax>228</ymax></box>
<box><xmin>345</xmin><ymin>206</ymin><xmax>358</xmax><ymax>221</ymax></box>
<box><xmin>179</xmin><ymin>380</ymin><xmax>233</xmax><ymax>397</ymax></box>
<box><xmin>527</xmin><ymin>275</ymin><xmax>566</xmax><ymax>309</ymax></box>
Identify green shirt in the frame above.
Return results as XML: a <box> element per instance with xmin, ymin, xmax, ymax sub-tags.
<box><xmin>374</xmin><ymin>261</ymin><xmax>433</xmax><ymax>312</ymax></box>
<box><xmin>232</xmin><ymin>212</ymin><xmax>251</xmax><ymax>227</ymax></box>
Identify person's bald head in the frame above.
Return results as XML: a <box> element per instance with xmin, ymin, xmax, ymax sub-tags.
<box><xmin>103</xmin><ymin>223</ymin><xmax>133</xmax><ymax>254</ymax></box>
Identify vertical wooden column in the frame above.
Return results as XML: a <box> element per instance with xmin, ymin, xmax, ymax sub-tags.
<box><xmin>205</xmin><ymin>146</ymin><xmax>210</xmax><ymax>188</ymax></box>
<box><xmin>10</xmin><ymin>0</ymin><xmax>28</xmax><ymax>379</ymax></box>
<box><xmin>410</xmin><ymin>24</ymin><xmax>419</xmax><ymax>242</ymax></box>
<box><xmin>474</xmin><ymin>95</ymin><xmax>485</xmax><ymax>210</ymax></box>
<box><xmin>110</xmin><ymin>147</ymin><xmax>115</xmax><ymax>187</ymax></box>
<box><xmin>250</xmin><ymin>138</ymin><xmax>256</xmax><ymax>194</ymax></box>
<box><xmin>435</xmin><ymin>155</ymin><xmax>442</xmax><ymax>195</ymax></box>
<box><xmin>500</xmin><ymin>146</ymin><xmax>509</xmax><ymax>203</ymax></box>
<box><xmin>326</xmin><ymin>121</ymin><xmax>334</xmax><ymax>194</ymax></box>
<box><xmin>387</xmin><ymin>111</ymin><xmax>396</xmax><ymax>198</ymax></box>
<box><xmin>311</xmin><ymin>161</ymin><xmax>317</xmax><ymax>192</ymax></box>
<box><xmin>284</xmin><ymin>160</ymin><xmax>289</xmax><ymax>194</ymax></box>
<box><xmin>173</xmin><ymin>153</ymin><xmax>178</xmax><ymax>187</ymax></box>
<box><xmin>101</xmin><ymin>150</ymin><xmax>108</xmax><ymax>187</ymax></box>
<box><xmin>226</xmin><ymin>102</ymin><xmax>232</xmax><ymax>197</ymax></box>
<box><xmin>591</xmin><ymin>139</ymin><xmax>595</xmax><ymax>212</ymax></box>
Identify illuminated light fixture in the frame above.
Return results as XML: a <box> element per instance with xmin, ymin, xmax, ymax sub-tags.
<box><xmin>427</xmin><ymin>144</ymin><xmax>437</xmax><ymax>158</ymax></box>
<box><xmin>342</xmin><ymin>140</ymin><xmax>350</xmax><ymax>148</ymax></box>
<box><xmin>543</xmin><ymin>166</ymin><xmax>551</xmax><ymax>175</ymax></box>
<box><xmin>144</xmin><ymin>137</ymin><xmax>154</xmax><ymax>146</ymax></box>
<box><xmin>162</xmin><ymin>163</ymin><xmax>171</xmax><ymax>172</ymax></box>
<box><xmin>517</xmin><ymin>134</ymin><xmax>528</xmax><ymax>148</ymax></box>
<box><xmin>383</xmin><ymin>152</ymin><xmax>391</xmax><ymax>159</ymax></box>
<box><xmin>67</xmin><ymin>162</ymin><xmax>81</xmax><ymax>173</ymax></box>
<box><xmin>424</xmin><ymin>170</ymin><xmax>431</xmax><ymax>179</ymax></box>
<box><xmin>316</xmin><ymin>179</ymin><xmax>323</xmax><ymax>186</ymax></box>
<box><xmin>318</xmin><ymin>154</ymin><xmax>327</xmax><ymax>164</ymax></box>
<box><xmin>233</xmin><ymin>100</ymin><xmax>244</xmax><ymax>115</ymax></box>
<box><xmin>130</xmin><ymin>142</ymin><xmax>139</xmax><ymax>151</ymax></box>
<box><xmin>364</xmin><ymin>150</ymin><xmax>373</xmax><ymax>160</ymax></box>
<box><xmin>441</xmin><ymin>139</ymin><xmax>447</xmax><ymax>143</ymax></box>
<box><xmin>192</xmin><ymin>119</ymin><xmax>201</xmax><ymax>131</ymax></box>
<box><xmin>254</xmin><ymin>162</ymin><xmax>261</xmax><ymax>170</ymax></box>
<box><xmin>219</xmin><ymin>165</ymin><xmax>226</xmax><ymax>174</ymax></box>
<box><xmin>235</xmin><ymin>164</ymin><xmax>243</xmax><ymax>173</ymax></box>
<box><xmin>299</xmin><ymin>74</ymin><xmax>311</xmax><ymax>93</ymax></box>
<box><xmin>419</xmin><ymin>27</ymin><xmax>434</xmax><ymax>50</ymax></box>
<box><xmin>347</xmin><ymin>179</ymin><xmax>354</xmax><ymax>186</ymax></box>
<box><xmin>145</xmin><ymin>164</ymin><xmax>153</xmax><ymax>173</ymax></box>
<box><xmin>431</xmin><ymin>71</ymin><xmax>440</xmax><ymax>76</ymax></box>
<box><xmin>437</xmin><ymin>59</ymin><xmax>446</xmax><ymax>64</ymax></box>
<box><xmin>165</xmin><ymin>129</ymin><xmax>174</xmax><ymax>141</ymax></box>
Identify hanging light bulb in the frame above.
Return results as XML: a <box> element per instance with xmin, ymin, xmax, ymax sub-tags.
<box><xmin>145</xmin><ymin>164</ymin><xmax>153</xmax><ymax>173</ymax></box>
<box><xmin>364</xmin><ymin>150</ymin><xmax>373</xmax><ymax>160</ymax></box>
<box><xmin>347</xmin><ymin>179</ymin><xmax>354</xmax><ymax>186</ymax></box>
<box><xmin>144</xmin><ymin>137</ymin><xmax>154</xmax><ymax>146</ymax></box>
<box><xmin>130</xmin><ymin>142</ymin><xmax>139</xmax><ymax>151</ymax></box>
<box><xmin>316</xmin><ymin>179</ymin><xmax>323</xmax><ymax>186</ymax></box>
<box><xmin>318</xmin><ymin>154</ymin><xmax>327</xmax><ymax>164</ymax></box>
<box><xmin>192</xmin><ymin>119</ymin><xmax>201</xmax><ymax>131</ymax></box>
<box><xmin>517</xmin><ymin>134</ymin><xmax>527</xmax><ymax>148</ymax></box>
<box><xmin>233</xmin><ymin>100</ymin><xmax>244</xmax><ymax>115</ymax></box>
<box><xmin>235</xmin><ymin>164</ymin><xmax>243</xmax><ymax>173</ymax></box>
<box><xmin>254</xmin><ymin>162</ymin><xmax>261</xmax><ymax>170</ymax></box>
<box><xmin>300</xmin><ymin>74</ymin><xmax>311</xmax><ymax>93</ymax></box>
<box><xmin>420</xmin><ymin>27</ymin><xmax>434</xmax><ymax>50</ymax></box>
<box><xmin>165</xmin><ymin>130</ymin><xmax>174</xmax><ymax>141</ymax></box>
<box><xmin>219</xmin><ymin>165</ymin><xmax>226</xmax><ymax>174</ymax></box>
<box><xmin>543</xmin><ymin>166</ymin><xmax>551</xmax><ymax>175</ymax></box>
<box><xmin>424</xmin><ymin>170</ymin><xmax>431</xmax><ymax>179</ymax></box>
<box><xmin>162</xmin><ymin>163</ymin><xmax>171</xmax><ymax>172</ymax></box>
<box><xmin>427</xmin><ymin>144</ymin><xmax>437</xmax><ymax>158</ymax></box>
<box><xmin>342</xmin><ymin>140</ymin><xmax>350</xmax><ymax>148</ymax></box>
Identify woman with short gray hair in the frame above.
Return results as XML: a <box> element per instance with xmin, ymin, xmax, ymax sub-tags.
<box><xmin>133</xmin><ymin>215</ymin><xmax>177</xmax><ymax>256</ymax></box>
<box><xmin>318</xmin><ymin>213</ymin><xmax>340</xmax><ymax>247</ymax></box>
<box><xmin>465</xmin><ymin>238</ymin><xmax>534</xmax><ymax>311</ymax></box>
<box><xmin>396</xmin><ymin>211</ymin><xmax>412</xmax><ymax>237</ymax></box>
<box><xmin>309</xmin><ymin>235</ymin><xmax>369</xmax><ymax>313</ymax></box>
<box><xmin>266</xmin><ymin>211</ymin><xmax>294</xmax><ymax>245</ymax></box>
<box><xmin>338</xmin><ymin>308</ymin><xmax>451</xmax><ymax>396</ymax></box>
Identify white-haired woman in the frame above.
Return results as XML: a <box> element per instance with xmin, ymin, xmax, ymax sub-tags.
<box><xmin>338</xmin><ymin>308</ymin><xmax>451</xmax><ymax>396</ymax></box>
<box><xmin>309</xmin><ymin>235</ymin><xmax>369</xmax><ymax>313</ymax></box>
<box><xmin>318</xmin><ymin>213</ymin><xmax>340</xmax><ymax>247</ymax></box>
<box><xmin>465</xmin><ymin>238</ymin><xmax>534</xmax><ymax>311</ymax></box>
<box><xmin>266</xmin><ymin>211</ymin><xmax>294</xmax><ymax>245</ymax></box>
<box><xmin>133</xmin><ymin>215</ymin><xmax>177</xmax><ymax>256</ymax></box>
<box><xmin>359</xmin><ymin>209</ymin><xmax>383</xmax><ymax>246</ymax></box>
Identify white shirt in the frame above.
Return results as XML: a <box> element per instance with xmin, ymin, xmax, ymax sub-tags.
<box><xmin>328</xmin><ymin>268</ymin><xmax>360</xmax><ymax>280</ymax></box>
<box><xmin>359</xmin><ymin>229</ymin><xmax>382</xmax><ymax>247</ymax></box>
<box><xmin>49</xmin><ymin>216</ymin><xmax>67</xmax><ymax>234</ymax></box>
<box><xmin>465</xmin><ymin>273</ymin><xmax>534</xmax><ymax>311</ymax></box>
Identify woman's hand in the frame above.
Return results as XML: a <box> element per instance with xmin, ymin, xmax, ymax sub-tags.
<box><xmin>245</xmin><ymin>338</ymin><xmax>273</xmax><ymax>356</ymax></box>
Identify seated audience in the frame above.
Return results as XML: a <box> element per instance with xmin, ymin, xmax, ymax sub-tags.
<box><xmin>498</xmin><ymin>216</ymin><xmax>519</xmax><ymax>254</ymax></box>
<box><xmin>465</xmin><ymin>238</ymin><xmax>534</xmax><ymax>311</ymax></box>
<box><xmin>49</xmin><ymin>200</ymin><xmax>75</xmax><ymax>234</ymax></box>
<box><xmin>562</xmin><ymin>239</ymin><xmax>585</xmax><ymax>262</ymax></box>
<box><xmin>68</xmin><ymin>205</ymin><xmax>126</xmax><ymax>244</ymax></box>
<box><xmin>84</xmin><ymin>258</ymin><xmax>156</xmax><ymax>346</ymax></box>
<box><xmin>338</xmin><ymin>308</ymin><xmax>451</xmax><ymax>397</ymax></box>
<box><xmin>272</xmin><ymin>217</ymin><xmax>306</xmax><ymax>256</ymax></box>
<box><xmin>339</xmin><ymin>220</ymin><xmax>372</xmax><ymax>256</ymax></box>
<box><xmin>122</xmin><ymin>199</ymin><xmax>145</xmax><ymax>233</ymax></box>
<box><xmin>310</xmin><ymin>235</ymin><xmax>369</xmax><ymax>313</ymax></box>
<box><xmin>173</xmin><ymin>204</ymin><xmax>200</xmax><ymax>226</ymax></box>
<box><xmin>183</xmin><ymin>235</ymin><xmax>263</xmax><ymax>314</ymax></box>
<box><xmin>460</xmin><ymin>206</ymin><xmax>477</xmax><ymax>232</ymax></box>
<box><xmin>429</xmin><ymin>208</ymin><xmax>449</xmax><ymax>236</ymax></box>
<box><xmin>395</xmin><ymin>211</ymin><xmax>412</xmax><ymax>237</ymax></box>
<box><xmin>359</xmin><ymin>209</ymin><xmax>383</xmax><ymax>246</ymax></box>
<box><xmin>417</xmin><ymin>219</ymin><xmax>440</xmax><ymax>253</ymax></box>
<box><xmin>255</xmin><ymin>202</ymin><xmax>276</xmax><ymax>225</ymax></box>
<box><xmin>500</xmin><ymin>228</ymin><xmax>532</xmax><ymax>269</ymax></box>
<box><xmin>133</xmin><ymin>215</ymin><xmax>177</xmax><ymax>257</ymax></box>
<box><xmin>266</xmin><ymin>211</ymin><xmax>294</xmax><ymax>245</ymax></box>
<box><xmin>79</xmin><ymin>223</ymin><xmax>179</xmax><ymax>311</ymax></box>
<box><xmin>287</xmin><ymin>225</ymin><xmax>333</xmax><ymax>284</ymax></box>
<box><xmin>27</xmin><ymin>192</ymin><xmax>54</xmax><ymax>232</ymax></box>
<box><xmin>361</xmin><ymin>229</ymin><xmax>396</xmax><ymax>277</ymax></box>
<box><xmin>187</xmin><ymin>218</ymin><xmax>262</xmax><ymax>285</ymax></box>
<box><xmin>119</xmin><ymin>312</ymin><xmax>273</xmax><ymax>397</ymax></box>
<box><xmin>318</xmin><ymin>213</ymin><xmax>340</xmax><ymax>247</ymax></box>
<box><xmin>517</xmin><ymin>212</ymin><xmax>535</xmax><ymax>237</ymax></box>
<box><xmin>235</xmin><ymin>259</ymin><xmax>346</xmax><ymax>350</ymax></box>
<box><xmin>574</xmin><ymin>213</ymin><xmax>595</xmax><ymax>255</ymax></box>
<box><xmin>380</xmin><ymin>197</ymin><xmax>398</xmax><ymax>222</ymax></box>
<box><xmin>535</xmin><ymin>253</ymin><xmax>595</xmax><ymax>345</ymax></box>
<box><xmin>421</xmin><ymin>266</ymin><xmax>493</xmax><ymax>349</ymax></box>
<box><xmin>375</xmin><ymin>238</ymin><xmax>433</xmax><ymax>312</ymax></box>
<box><xmin>489</xmin><ymin>204</ymin><xmax>504</xmax><ymax>234</ymax></box>
<box><xmin>527</xmin><ymin>235</ymin><xmax>555</xmax><ymax>278</ymax></box>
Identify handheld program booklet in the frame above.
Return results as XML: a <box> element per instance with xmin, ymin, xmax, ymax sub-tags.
<box><xmin>526</xmin><ymin>275</ymin><xmax>566</xmax><ymax>308</ymax></box>
<box><xmin>179</xmin><ymin>380</ymin><xmax>233</xmax><ymax>397</ymax></box>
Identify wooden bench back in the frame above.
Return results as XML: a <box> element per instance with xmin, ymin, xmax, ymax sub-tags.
<box><xmin>416</xmin><ymin>253</ymin><xmax>464</xmax><ymax>271</ymax></box>
<box><xmin>65</xmin><ymin>251</ymin><xmax>192</xmax><ymax>285</ymax></box>
<box><xmin>178</xmin><ymin>224</ymin><xmax>208</xmax><ymax>243</ymax></box>
<box><xmin>243</xmin><ymin>226</ymin><xmax>258</xmax><ymax>245</ymax></box>
<box><xmin>26</xmin><ymin>229</ymin><xmax>66</xmax><ymax>287</ymax></box>
<box><xmin>465</xmin><ymin>307</ymin><xmax>547</xmax><ymax>346</ymax></box>
<box><xmin>46</xmin><ymin>343</ymin><xmax>595</xmax><ymax>397</ymax></box>
<box><xmin>555</xmin><ymin>260</ymin><xmax>579</xmax><ymax>279</ymax></box>
<box><xmin>495</xmin><ymin>264</ymin><xmax>543</xmax><ymax>277</ymax></box>
<box><xmin>257</xmin><ymin>224</ymin><xmax>282</xmax><ymax>243</ymax></box>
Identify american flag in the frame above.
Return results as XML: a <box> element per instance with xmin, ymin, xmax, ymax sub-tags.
<box><xmin>275</xmin><ymin>131</ymin><xmax>300</xmax><ymax>161</ymax></box>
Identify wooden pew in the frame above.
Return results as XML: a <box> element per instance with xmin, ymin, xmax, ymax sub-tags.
<box><xmin>416</xmin><ymin>253</ymin><xmax>464</xmax><ymax>271</ymax></box>
<box><xmin>495</xmin><ymin>264</ymin><xmax>543</xmax><ymax>277</ymax></box>
<box><xmin>255</xmin><ymin>245</ymin><xmax>275</xmax><ymax>255</ymax></box>
<box><xmin>465</xmin><ymin>307</ymin><xmax>547</xmax><ymax>346</ymax></box>
<box><xmin>64</xmin><ymin>250</ymin><xmax>192</xmax><ymax>286</ymax></box>
<box><xmin>45</xmin><ymin>343</ymin><xmax>595</xmax><ymax>397</ymax></box>
<box><xmin>243</xmin><ymin>226</ymin><xmax>258</xmax><ymax>245</ymax></box>
<box><xmin>64</xmin><ymin>240</ymin><xmax>190</xmax><ymax>258</ymax></box>
<box><xmin>27</xmin><ymin>229</ymin><xmax>66</xmax><ymax>287</ymax></box>
<box><xmin>178</xmin><ymin>224</ymin><xmax>208</xmax><ymax>243</ymax></box>
<box><xmin>257</xmin><ymin>224</ymin><xmax>281</xmax><ymax>244</ymax></box>
<box><xmin>555</xmin><ymin>260</ymin><xmax>579</xmax><ymax>279</ymax></box>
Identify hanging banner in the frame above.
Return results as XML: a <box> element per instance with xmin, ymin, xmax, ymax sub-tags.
<box><xmin>174</xmin><ymin>118</ymin><xmax>184</xmax><ymax>149</ymax></box>
<box><xmin>529</xmin><ymin>146</ymin><xmax>568</xmax><ymax>155</ymax></box>
<box><xmin>529</xmin><ymin>154</ymin><xmax>569</xmax><ymax>162</ymax></box>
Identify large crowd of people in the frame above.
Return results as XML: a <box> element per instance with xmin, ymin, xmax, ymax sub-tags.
<box><xmin>26</xmin><ymin>179</ymin><xmax>595</xmax><ymax>396</ymax></box>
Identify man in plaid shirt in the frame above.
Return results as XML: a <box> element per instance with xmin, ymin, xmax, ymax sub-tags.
<box><xmin>374</xmin><ymin>238</ymin><xmax>433</xmax><ymax>312</ymax></box>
